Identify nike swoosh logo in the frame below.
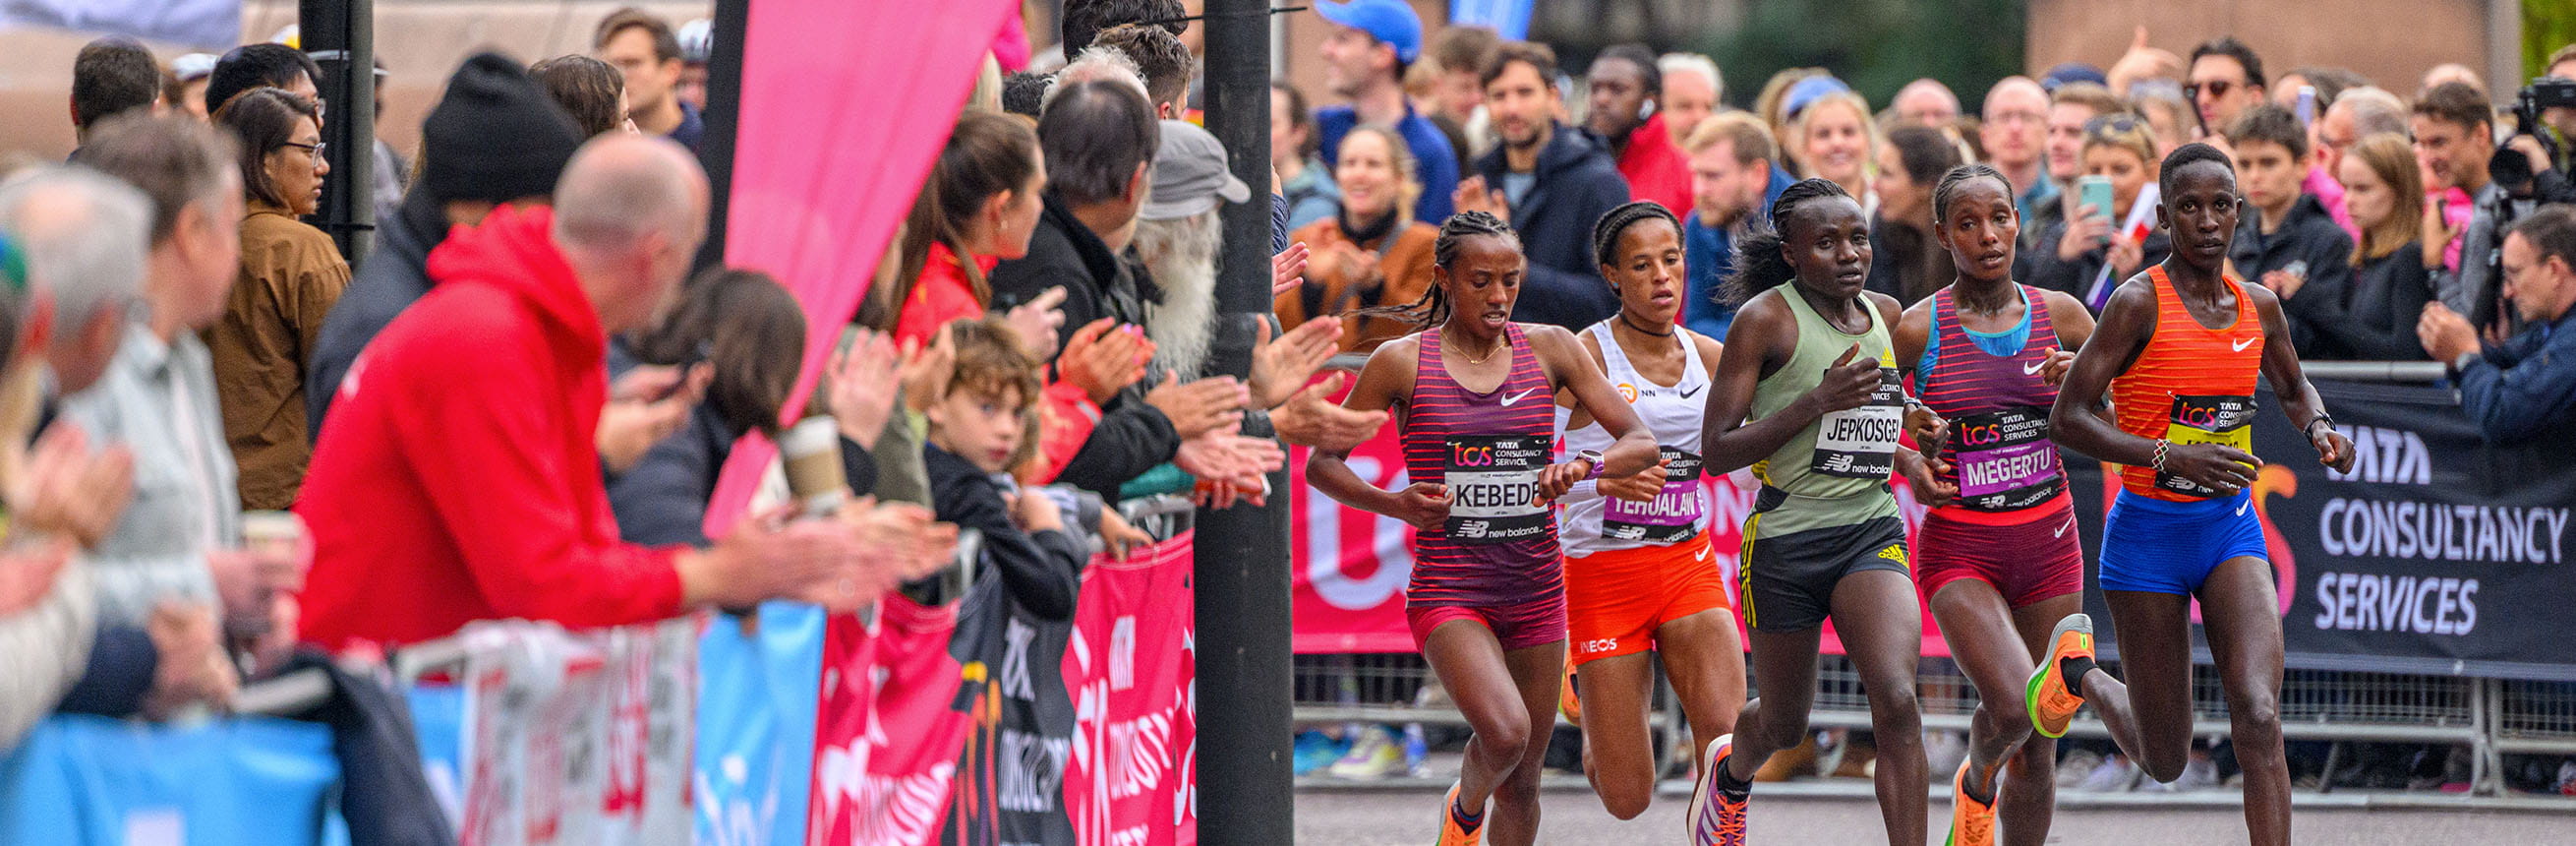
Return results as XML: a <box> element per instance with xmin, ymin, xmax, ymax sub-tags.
<box><xmin>1695</xmin><ymin>546</ymin><xmax>1710</xmax><ymax>563</ymax></box>
<box><xmin>2236</xmin><ymin>499</ymin><xmax>2252</xmax><ymax>516</ymax></box>
<box><xmin>1681</xmin><ymin>385</ymin><xmax>1704</xmax><ymax>398</ymax></box>
<box><xmin>2054</xmin><ymin>518</ymin><xmax>2073</xmax><ymax>539</ymax></box>
<box><xmin>1499</xmin><ymin>388</ymin><xmax>1540</xmax><ymax>406</ymax></box>
<box><xmin>2022</xmin><ymin>360</ymin><xmax>2047</xmax><ymax>376</ymax></box>
<box><xmin>2232</xmin><ymin>337</ymin><xmax>2258</xmax><ymax>352</ymax></box>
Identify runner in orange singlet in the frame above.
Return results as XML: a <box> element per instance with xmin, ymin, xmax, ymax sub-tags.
<box><xmin>2034</xmin><ymin>144</ymin><xmax>2356</xmax><ymax>846</ymax></box>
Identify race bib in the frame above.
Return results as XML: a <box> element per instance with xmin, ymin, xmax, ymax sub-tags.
<box><xmin>2156</xmin><ymin>393</ymin><xmax>2257</xmax><ymax>498</ymax></box>
<box><xmin>1811</xmin><ymin>367</ymin><xmax>1903</xmax><ymax>479</ymax></box>
<box><xmin>1603</xmin><ymin>449</ymin><xmax>1705</xmax><ymax>544</ymax></box>
<box><xmin>1443</xmin><ymin>435</ymin><xmax>1550</xmax><ymax>544</ymax></box>
<box><xmin>1950</xmin><ymin>406</ymin><xmax>2063</xmax><ymax>512</ymax></box>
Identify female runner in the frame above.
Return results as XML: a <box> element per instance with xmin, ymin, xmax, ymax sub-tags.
<box><xmin>1695</xmin><ymin>178</ymin><xmax>1946</xmax><ymax>846</ymax></box>
<box><xmin>1552</xmin><ymin>202</ymin><xmax>1746</xmax><ymax>843</ymax></box>
<box><xmin>1889</xmin><ymin>163</ymin><xmax>2098</xmax><ymax>846</ymax></box>
<box><xmin>1307</xmin><ymin>211</ymin><xmax>1660</xmax><ymax>846</ymax></box>
<box><xmin>2036</xmin><ymin>144</ymin><xmax>2355</xmax><ymax>846</ymax></box>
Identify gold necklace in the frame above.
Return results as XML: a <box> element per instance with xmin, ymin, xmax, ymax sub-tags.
<box><xmin>1450</xmin><ymin>328</ymin><xmax>1503</xmax><ymax>364</ymax></box>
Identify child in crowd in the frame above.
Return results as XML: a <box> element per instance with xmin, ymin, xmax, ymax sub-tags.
<box><xmin>922</xmin><ymin>317</ymin><xmax>1084</xmax><ymax>621</ymax></box>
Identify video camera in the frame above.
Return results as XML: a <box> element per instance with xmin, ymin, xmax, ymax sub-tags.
<box><xmin>2489</xmin><ymin>76</ymin><xmax>2576</xmax><ymax>203</ymax></box>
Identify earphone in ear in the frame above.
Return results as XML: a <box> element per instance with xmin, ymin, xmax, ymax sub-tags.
<box><xmin>1638</xmin><ymin>99</ymin><xmax>1656</xmax><ymax>121</ymax></box>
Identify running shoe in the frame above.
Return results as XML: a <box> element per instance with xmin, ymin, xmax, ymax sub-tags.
<box><xmin>1329</xmin><ymin>725</ymin><xmax>1405</xmax><ymax>779</ymax></box>
<box><xmin>1293</xmin><ymin>730</ymin><xmax>1349</xmax><ymax>776</ymax></box>
<box><xmin>1434</xmin><ymin>780</ymin><xmax>1484</xmax><ymax>846</ymax></box>
<box><xmin>1557</xmin><ymin>664</ymin><xmax>1581</xmax><ymax>727</ymax></box>
<box><xmin>2025</xmin><ymin>613</ymin><xmax>2094</xmax><ymax>739</ymax></box>
<box><xmin>1945</xmin><ymin>758</ymin><xmax>1997</xmax><ymax>846</ymax></box>
<box><xmin>1685</xmin><ymin>735</ymin><xmax>1747</xmax><ymax>846</ymax></box>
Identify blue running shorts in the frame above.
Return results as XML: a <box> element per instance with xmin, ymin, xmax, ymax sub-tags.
<box><xmin>2096</xmin><ymin>488</ymin><xmax>2267</xmax><ymax>595</ymax></box>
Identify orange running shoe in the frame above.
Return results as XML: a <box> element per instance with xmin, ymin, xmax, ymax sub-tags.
<box><xmin>2025</xmin><ymin>613</ymin><xmax>2095</xmax><ymax>739</ymax></box>
<box><xmin>1686</xmin><ymin>735</ymin><xmax>1747</xmax><ymax>846</ymax></box>
<box><xmin>1558</xmin><ymin>664</ymin><xmax>1581</xmax><ymax>727</ymax></box>
<box><xmin>1945</xmin><ymin>758</ymin><xmax>1997</xmax><ymax>846</ymax></box>
<box><xmin>1435</xmin><ymin>780</ymin><xmax>1484</xmax><ymax>846</ymax></box>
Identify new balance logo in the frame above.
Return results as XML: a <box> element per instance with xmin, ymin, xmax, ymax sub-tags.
<box><xmin>2232</xmin><ymin>336</ymin><xmax>2258</xmax><ymax>352</ymax></box>
<box><xmin>1822</xmin><ymin>454</ymin><xmax>1854</xmax><ymax>472</ymax></box>
<box><xmin>1457</xmin><ymin>519</ymin><xmax>1490</xmax><ymax>537</ymax></box>
<box><xmin>1499</xmin><ymin>388</ymin><xmax>1540</xmax><ymax>406</ymax></box>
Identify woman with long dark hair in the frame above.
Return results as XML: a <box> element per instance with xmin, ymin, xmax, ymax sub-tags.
<box><xmin>607</xmin><ymin>268</ymin><xmax>805</xmax><ymax>547</ymax></box>
<box><xmin>1693</xmin><ymin>178</ymin><xmax>1944</xmax><ymax>846</ymax></box>
<box><xmin>1308</xmin><ymin>211</ymin><xmax>1659</xmax><ymax>846</ymax></box>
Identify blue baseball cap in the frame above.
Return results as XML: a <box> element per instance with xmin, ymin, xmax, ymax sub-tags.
<box><xmin>2041</xmin><ymin>62</ymin><xmax>2109</xmax><ymax>92</ymax></box>
<box><xmin>1783</xmin><ymin>75</ymin><xmax>1853</xmax><ymax>121</ymax></box>
<box><xmin>1317</xmin><ymin>0</ymin><xmax>1422</xmax><ymax>64</ymax></box>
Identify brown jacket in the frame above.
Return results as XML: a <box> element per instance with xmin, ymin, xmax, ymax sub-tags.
<box><xmin>1276</xmin><ymin>215</ymin><xmax>1439</xmax><ymax>353</ymax></box>
<box><xmin>208</xmin><ymin>201</ymin><xmax>349</xmax><ymax>511</ymax></box>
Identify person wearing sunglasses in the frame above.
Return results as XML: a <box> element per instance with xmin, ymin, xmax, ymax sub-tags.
<box><xmin>208</xmin><ymin>87</ymin><xmax>348</xmax><ymax>513</ymax></box>
<box><xmin>2185</xmin><ymin>37</ymin><xmax>2267</xmax><ymax>142</ymax></box>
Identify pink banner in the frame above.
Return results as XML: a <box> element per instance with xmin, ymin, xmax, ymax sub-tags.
<box><xmin>703</xmin><ymin>0</ymin><xmax>1021</xmax><ymax>538</ymax></box>
<box><xmin>1288</xmin><ymin>374</ymin><xmax>1946</xmax><ymax>657</ymax></box>
<box><xmin>1062</xmin><ymin>532</ymin><xmax>1199</xmax><ymax>846</ymax></box>
<box><xmin>810</xmin><ymin>597</ymin><xmax>976</xmax><ymax>846</ymax></box>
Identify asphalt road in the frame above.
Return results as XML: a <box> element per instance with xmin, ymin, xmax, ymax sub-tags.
<box><xmin>1293</xmin><ymin>783</ymin><xmax>2576</xmax><ymax>845</ymax></box>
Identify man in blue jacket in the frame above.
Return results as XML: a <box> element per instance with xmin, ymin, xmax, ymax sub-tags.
<box><xmin>1312</xmin><ymin>0</ymin><xmax>1459</xmax><ymax>225</ymax></box>
<box><xmin>1679</xmin><ymin>111</ymin><xmax>1793</xmax><ymax>341</ymax></box>
<box><xmin>2419</xmin><ymin>206</ymin><xmax>2576</xmax><ymax>444</ymax></box>
<box><xmin>1454</xmin><ymin>41</ymin><xmax>1631</xmax><ymax>330</ymax></box>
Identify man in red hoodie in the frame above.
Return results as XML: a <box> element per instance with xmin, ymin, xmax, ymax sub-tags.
<box><xmin>296</xmin><ymin>136</ymin><xmax>891</xmax><ymax>649</ymax></box>
<box><xmin>1585</xmin><ymin>43</ymin><xmax>1691</xmax><ymax>215</ymax></box>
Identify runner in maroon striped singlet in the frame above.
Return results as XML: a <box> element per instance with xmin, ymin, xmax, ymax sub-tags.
<box><xmin>1889</xmin><ymin>164</ymin><xmax>2098</xmax><ymax>846</ymax></box>
<box><xmin>1308</xmin><ymin>212</ymin><xmax>1660</xmax><ymax>846</ymax></box>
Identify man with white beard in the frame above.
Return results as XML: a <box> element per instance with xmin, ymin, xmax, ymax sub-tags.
<box><xmin>1133</xmin><ymin>119</ymin><xmax>1350</xmax><ymax>505</ymax></box>
<box><xmin>1136</xmin><ymin>119</ymin><xmax>1246</xmax><ymax>380</ymax></box>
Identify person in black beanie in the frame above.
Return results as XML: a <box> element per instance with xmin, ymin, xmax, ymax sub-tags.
<box><xmin>306</xmin><ymin>52</ymin><xmax>586</xmax><ymax>436</ymax></box>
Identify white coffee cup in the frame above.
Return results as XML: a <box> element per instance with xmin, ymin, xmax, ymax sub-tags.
<box><xmin>779</xmin><ymin>415</ymin><xmax>849</xmax><ymax>517</ymax></box>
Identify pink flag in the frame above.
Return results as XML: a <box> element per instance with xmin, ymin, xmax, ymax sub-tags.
<box><xmin>704</xmin><ymin>0</ymin><xmax>1021</xmax><ymax>538</ymax></box>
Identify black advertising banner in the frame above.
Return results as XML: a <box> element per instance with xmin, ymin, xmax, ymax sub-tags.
<box><xmin>2067</xmin><ymin>380</ymin><xmax>2576</xmax><ymax>681</ymax></box>
<box><xmin>943</xmin><ymin>570</ymin><xmax>1078</xmax><ymax>846</ymax></box>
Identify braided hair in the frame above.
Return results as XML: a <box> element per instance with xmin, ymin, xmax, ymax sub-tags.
<box><xmin>1932</xmin><ymin>162</ymin><xmax>2013</xmax><ymax>223</ymax></box>
<box><xmin>1591</xmin><ymin>200</ymin><xmax>1682</xmax><ymax>270</ymax></box>
<box><xmin>1365</xmin><ymin>211</ymin><xmax>1520</xmax><ymax>328</ymax></box>
<box><xmin>1722</xmin><ymin>177</ymin><xmax>1851</xmax><ymax>306</ymax></box>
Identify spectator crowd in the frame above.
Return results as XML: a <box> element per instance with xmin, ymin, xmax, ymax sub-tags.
<box><xmin>0</xmin><ymin>0</ymin><xmax>2572</xmax><ymax>823</ymax></box>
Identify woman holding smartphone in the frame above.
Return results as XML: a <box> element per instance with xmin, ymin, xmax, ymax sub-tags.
<box><xmin>2022</xmin><ymin>115</ymin><xmax>2168</xmax><ymax>308</ymax></box>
